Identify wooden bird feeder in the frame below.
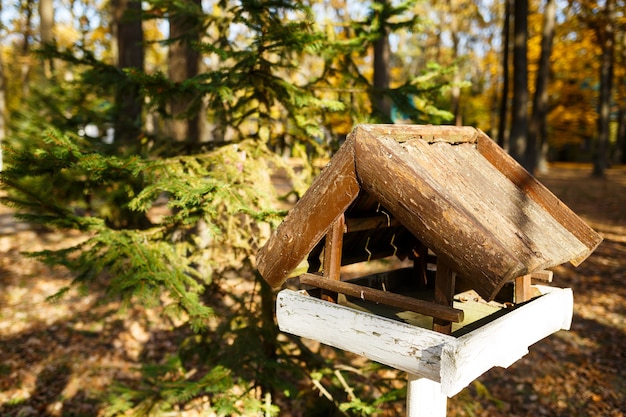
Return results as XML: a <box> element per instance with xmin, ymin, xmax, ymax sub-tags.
<box><xmin>256</xmin><ymin>124</ymin><xmax>602</xmax><ymax>416</ymax></box>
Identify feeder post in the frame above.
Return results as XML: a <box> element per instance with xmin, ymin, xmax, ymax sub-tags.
<box><xmin>406</xmin><ymin>374</ymin><xmax>447</xmax><ymax>417</ymax></box>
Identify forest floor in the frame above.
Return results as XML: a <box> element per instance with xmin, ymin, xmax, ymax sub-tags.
<box><xmin>0</xmin><ymin>163</ymin><xmax>624</xmax><ymax>417</ymax></box>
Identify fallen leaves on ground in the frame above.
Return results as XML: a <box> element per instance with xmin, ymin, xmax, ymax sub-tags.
<box><xmin>0</xmin><ymin>163</ymin><xmax>624</xmax><ymax>416</ymax></box>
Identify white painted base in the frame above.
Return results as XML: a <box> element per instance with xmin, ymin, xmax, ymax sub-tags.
<box><xmin>407</xmin><ymin>375</ymin><xmax>447</xmax><ymax>417</ymax></box>
<box><xmin>276</xmin><ymin>285</ymin><xmax>573</xmax><ymax>396</ymax></box>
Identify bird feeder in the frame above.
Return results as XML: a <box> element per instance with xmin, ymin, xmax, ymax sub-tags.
<box><xmin>256</xmin><ymin>124</ymin><xmax>602</xmax><ymax>416</ymax></box>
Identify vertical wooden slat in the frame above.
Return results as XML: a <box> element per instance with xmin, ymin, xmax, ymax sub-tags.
<box><xmin>433</xmin><ymin>259</ymin><xmax>455</xmax><ymax>335</ymax></box>
<box><xmin>324</xmin><ymin>214</ymin><xmax>345</xmax><ymax>281</ymax></box>
<box><xmin>515</xmin><ymin>274</ymin><xmax>532</xmax><ymax>304</ymax></box>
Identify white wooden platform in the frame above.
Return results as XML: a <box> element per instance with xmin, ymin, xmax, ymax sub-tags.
<box><xmin>276</xmin><ymin>285</ymin><xmax>573</xmax><ymax>396</ymax></box>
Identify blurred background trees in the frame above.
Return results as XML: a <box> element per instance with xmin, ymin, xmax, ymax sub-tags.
<box><xmin>0</xmin><ymin>0</ymin><xmax>625</xmax><ymax>415</ymax></box>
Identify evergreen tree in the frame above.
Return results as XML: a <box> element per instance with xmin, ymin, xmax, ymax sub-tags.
<box><xmin>1</xmin><ymin>0</ymin><xmax>454</xmax><ymax>414</ymax></box>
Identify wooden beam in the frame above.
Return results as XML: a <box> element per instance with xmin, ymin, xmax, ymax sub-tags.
<box><xmin>277</xmin><ymin>288</ymin><xmax>453</xmax><ymax>383</ymax></box>
<box><xmin>256</xmin><ymin>134</ymin><xmax>360</xmax><ymax>288</ymax></box>
<box><xmin>433</xmin><ymin>259</ymin><xmax>455</xmax><ymax>335</ymax></box>
<box><xmin>276</xmin><ymin>285</ymin><xmax>573</xmax><ymax>396</ymax></box>
<box><xmin>300</xmin><ymin>273</ymin><xmax>464</xmax><ymax>323</ymax></box>
<box><xmin>323</xmin><ymin>214</ymin><xmax>345</xmax><ymax>281</ymax></box>
<box><xmin>440</xmin><ymin>285</ymin><xmax>573</xmax><ymax>396</ymax></box>
<box><xmin>530</xmin><ymin>270</ymin><xmax>553</xmax><ymax>282</ymax></box>
<box><xmin>344</xmin><ymin>215</ymin><xmax>399</xmax><ymax>233</ymax></box>
<box><xmin>355</xmin><ymin>124</ymin><xmax>479</xmax><ymax>145</ymax></box>
<box><xmin>515</xmin><ymin>274</ymin><xmax>532</xmax><ymax>304</ymax></box>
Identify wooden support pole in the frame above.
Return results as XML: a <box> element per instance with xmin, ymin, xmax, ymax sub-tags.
<box><xmin>321</xmin><ymin>215</ymin><xmax>345</xmax><ymax>303</ymax></box>
<box><xmin>323</xmin><ymin>214</ymin><xmax>345</xmax><ymax>281</ymax></box>
<box><xmin>407</xmin><ymin>374</ymin><xmax>447</xmax><ymax>417</ymax></box>
<box><xmin>515</xmin><ymin>274</ymin><xmax>532</xmax><ymax>304</ymax></box>
<box><xmin>433</xmin><ymin>259</ymin><xmax>455</xmax><ymax>335</ymax></box>
<box><xmin>300</xmin><ymin>273</ymin><xmax>464</xmax><ymax>323</ymax></box>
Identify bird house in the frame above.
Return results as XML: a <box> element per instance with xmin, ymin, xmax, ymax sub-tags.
<box><xmin>256</xmin><ymin>124</ymin><xmax>601</xmax><ymax>399</ymax></box>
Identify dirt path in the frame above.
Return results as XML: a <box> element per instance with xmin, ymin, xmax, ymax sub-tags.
<box><xmin>0</xmin><ymin>163</ymin><xmax>624</xmax><ymax>416</ymax></box>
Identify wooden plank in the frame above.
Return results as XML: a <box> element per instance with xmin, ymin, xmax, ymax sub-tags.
<box><xmin>276</xmin><ymin>285</ymin><xmax>573</xmax><ymax>397</ymax></box>
<box><xmin>515</xmin><ymin>274</ymin><xmax>532</xmax><ymax>303</ymax></box>
<box><xmin>300</xmin><ymin>273</ymin><xmax>464</xmax><ymax>323</ymax></box>
<box><xmin>276</xmin><ymin>289</ymin><xmax>453</xmax><ymax>382</ymax></box>
<box><xmin>439</xmin><ymin>285</ymin><xmax>573</xmax><ymax>396</ymax></box>
<box><xmin>475</xmin><ymin>130</ymin><xmax>602</xmax><ymax>265</ymax></box>
<box><xmin>530</xmin><ymin>270</ymin><xmax>553</xmax><ymax>282</ymax></box>
<box><xmin>323</xmin><ymin>214</ymin><xmax>345</xmax><ymax>281</ymax></box>
<box><xmin>256</xmin><ymin>134</ymin><xmax>360</xmax><ymax>288</ymax></box>
<box><xmin>422</xmin><ymin>141</ymin><xmax>589</xmax><ymax>273</ymax></box>
<box><xmin>433</xmin><ymin>260</ymin><xmax>455</xmax><ymax>334</ymax></box>
<box><xmin>354</xmin><ymin>130</ymin><xmax>527</xmax><ymax>301</ymax></box>
<box><xmin>407</xmin><ymin>375</ymin><xmax>448</xmax><ymax>417</ymax></box>
<box><xmin>345</xmin><ymin>214</ymin><xmax>400</xmax><ymax>232</ymax></box>
<box><xmin>356</xmin><ymin>124</ymin><xmax>479</xmax><ymax>145</ymax></box>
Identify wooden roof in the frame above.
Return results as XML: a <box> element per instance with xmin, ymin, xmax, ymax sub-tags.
<box><xmin>256</xmin><ymin>124</ymin><xmax>602</xmax><ymax>301</ymax></box>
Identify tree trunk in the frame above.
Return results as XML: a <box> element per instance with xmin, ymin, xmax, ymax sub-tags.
<box><xmin>497</xmin><ymin>0</ymin><xmax>512</xmax><ymax>149</ymax></box>
<box><xmin>112</xmin><ymin>0</ymin><xmax>144</xmax><ymax>147</ymax></box>
<box><xmin>168</xmin><ymin>0</ymin><xmax>201</xmax><ymax>143</ymax></box>
<box><xmin>373</xmin><ymin>0</ymin><xmax>392</xmax><ymax>121</ymax></box>
<box><xmin>39</xmin><ymin>0</ymin><xmax>54</xmax><ymax>76</ymax></box>
<box><xmin>20</xmin><ymin>0</ymin><xmax>34</xmax><ymax>96</ymax></box>
<box><xmin>615</xmin><ymin>107</ymin><xmax>625</xmax><ymax>164</ymax></box>
<box><xmin>528</xmin><ymin>0</ymin><xmax>556</xmax><ymax>174</ymax></box>
<box><xmin>111</xmin><ymin>0</ymin><xmax>149</xmax><ymax>229</ymax></box>
<box><xmin>448</xmin><ymin>0</ymin><xmax>462</xmax><ymax>126</ymax></box>
<box><xmin>0</xmin><ymin>0</ymin><xmax>5</xmax><ymax>171</ymax></box>
<box><xmin>508</xmin><ymin>0</ymin><xmax>529</xmax><ymax>167</ymax></box>
<box><xmin>593</xmin><ymin>0</ymin><xmax>615</xmax><ymax>177</ymax></box>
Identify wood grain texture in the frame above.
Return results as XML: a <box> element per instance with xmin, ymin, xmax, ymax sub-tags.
<box><xmin>276</xmin><ymin>289</ymin><xmax>452</xmax><ymax>382</ymax></box>
<box><xmin>439</xmin><ymin>285</ymin><xmax>573</xmax><ymax>395</ymax></box>
<box><xmin>300</xmin><ymin>273</ymin><xmax>464</xmax><ymax>322</ymax></box>
<box><xmin>256</xmin><ymin>134</ymin><xmax>360</xmax><ymax>287</ymax></box>
<box><xmin>354</xmin><ymin>129</ymin><xmax>526</xmax><ymax>300</ymax></box>
<box><xmin>276</xmin><ymin>285</ymin><xmax>573</xmax><ymax>397</ymax></box>
<box><xmin>475</xmin><ymin>130</ymin><xmax>602</xmax><ymax>265</ymax></box>
<box><xmin>433</xmin><ymin>260</ymin><xmax>455</xmax><ymax>334</ymax></box>
<box><xmin>323</xmin><ymin>214</ymin><xmax>345</xmax><ymax>280</ymax></box>
<box><xmin>257</xmin><ymin>124</ymin><xmax>601</xmax><ymax>297</ymax></box>
<box><xmin>356</xmin><ymin>124</ymin><xmax>479</xmax><ymax>144</ymax></box>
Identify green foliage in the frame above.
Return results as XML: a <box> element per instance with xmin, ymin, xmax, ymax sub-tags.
<box><xmin>309</xmin><ymin>365</ymin><xmax>406</xmax><ymax>416</ymax></box>
<box><xmin>1</xmin><ymin>0</ymin><xmax>456</xmax><ymax>415</ymax></box>
<box><xmin>103</xmin><ymin>357</ymin><xmax>261</xmax><ymax>416</ymax></box>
